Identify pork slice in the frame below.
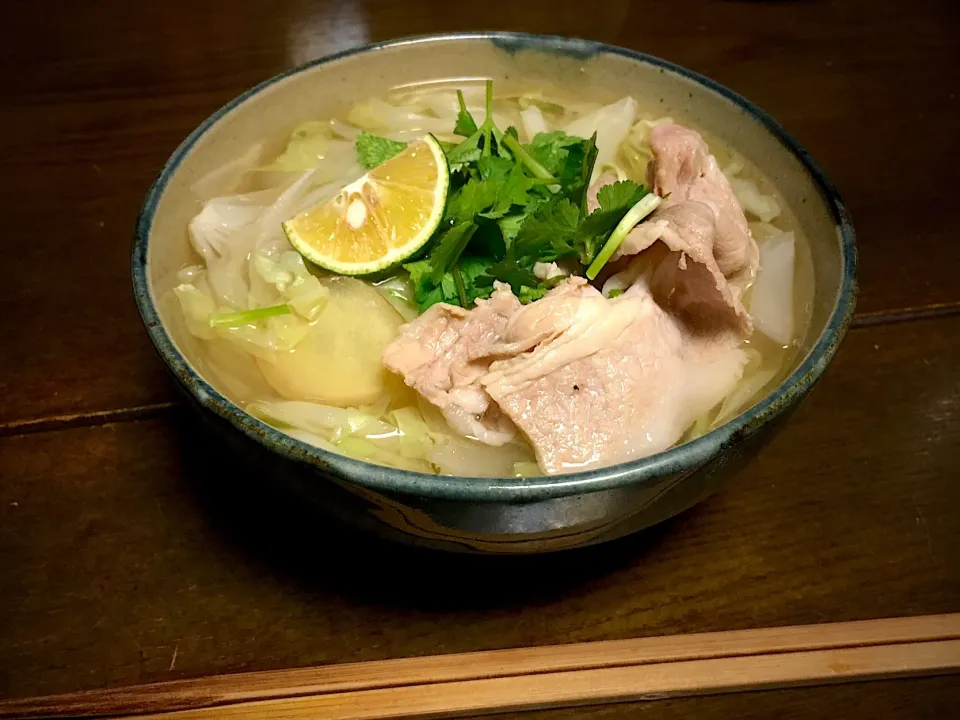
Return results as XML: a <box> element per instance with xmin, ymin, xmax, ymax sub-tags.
<box><xmin>648</xmin><ymin>123</ymin><xmax>759</xmax><ymax>286</ymax></box>
<box><xmin>480</xmin><ymin>283</ymin><xmax>747</xmax><ymax>473</ymax></box>
<box><xmin>610</xmin><ymin>200</ymin><xmax>752</xmax><ymax>337</ymax></box>
<box><xmin>647</xmin><ymin>124</ymin><xmax>709</xmax><ymax>197</ymax></box>
<box><xmin>382</xmin><ymin>283</ymin><xmax>522</xmax><ymax>445</ymax></box>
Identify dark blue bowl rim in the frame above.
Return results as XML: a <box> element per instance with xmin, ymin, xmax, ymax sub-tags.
<box><xmin>132</xmin><ymin>31</ymin><xmax>858</xmax><ymax>503</ymax></box>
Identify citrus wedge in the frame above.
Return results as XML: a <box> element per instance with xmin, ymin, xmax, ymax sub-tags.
<box><xmin>282</xmin><ymin>135</ymin><xmax>448</xmax><ymax>275</ymax></box>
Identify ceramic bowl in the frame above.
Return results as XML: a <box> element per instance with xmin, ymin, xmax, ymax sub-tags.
<box><xmin>132</xmin><ymin>32</ymin><xmax>857</xmax><ymax>554</ymax></box>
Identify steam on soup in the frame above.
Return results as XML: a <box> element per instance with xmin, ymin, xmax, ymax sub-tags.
<box><xmin>163</xmin><ymin>81</ymin><xmax>813</xmax><ymax>477</ymax></box>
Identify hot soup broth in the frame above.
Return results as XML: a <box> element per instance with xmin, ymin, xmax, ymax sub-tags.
<box><xmin>162</xmin><ymin>81</ymin><xmax>814</xmax><ymax>477</ymax></box>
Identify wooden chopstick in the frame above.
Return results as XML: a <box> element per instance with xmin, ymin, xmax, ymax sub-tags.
<box><xmin>4</xmin><ymin>614</ymin><xmax>959</xmax><ymax>719</ymax></box>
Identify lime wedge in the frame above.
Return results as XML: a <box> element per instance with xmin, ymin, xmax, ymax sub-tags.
<box><xmin>282</xmin><ymin>135</ymin><xmax>448</xmax><ymax>275</ymax></box>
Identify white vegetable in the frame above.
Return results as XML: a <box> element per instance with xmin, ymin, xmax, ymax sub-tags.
<box><xmin>748</xmin><ymin>221</ymin><xmax>784</xmax><ymax>242</ymax></box>
<box><xmin>391</xmin><ymin>85</ymin><xmax>486</xmax><ymax>111</ymax></box>
<box><xmin>188</xmin><ymin>191</ymin><xmax>272</xmax><ymax>262</ymax></box>
<box><xmin>262</xmin><ymin>121</ymin><xmax>331</xmax><ymax>172</ymax></box>
<box><xmin>428</xmin><ymin>433</ymin><xmax>532</xmax><ymax>478</ymax></box>
<box><xmin>713</xmin><ymin>366</ymin><xmax>779</xmax><ymax>426</ymax></box>
<box><xmin>403</xmin><ymin>90</ymin><xmax>510</xmax><ymax>127</ymax></box>
<box><xmin>250</xmin><ymin>400</ymin><xmax>436</xmax><ymax>472</ymax></box>
<box><xmin>618</xmin><ymin>116</ymin><xmax>673</xmax><ymax>182</ymax></box>
<box><xmin>173</xmin><ymin>283</ymin><xmax>217</xmax><ymax>339</ymax></box>
<box><xmin>189</xmin><ymin>143</ymin><xmax>264</xmax><ymax>201</ymax></box>
<box><xmin>255</xmin><ymin>277</ymin><xmax>405</xmax><ymax>407</ymax></box>
<box><xmin>723</xmin><ymin>162</ymin><xmax>781</xmax><ymax>222</ymax></box>
<box><xmin>327</xmin><ymin>119</ymin><xmax>361</xmax><ymax>140</ymax></box>
<box><xmin>284</xmin><ymin>280</ymin><xmax>329</xmax><ymax>321</ymax></box>
<box><xmin>347</xmin><ymin>97</ymin><xmax>452</xmax><ymax>134</ymax></box>
<box><xmin>728</xmin><ymin>176</ymin><xmax>781</xmax><ymax>222</ymax></box>
<box><xmin>533</xmin><ymin>262</ymin><xmax>568</xmax><ymax>281</ymax></box>
<box><xmin>520</xmin><ymin>106</ymin><xmax>548</xmax><ymax>141</ymax></box>
<box><xmin>252</xmin><ymin>250</ymin><xmax>329</xmax><ymax>321</ymax></box>
<box><xmin>389</xmin><ymin>406</ymin><xmax>434</xmax><ymax>459</ymax></box>
<box><xmin>749</xmin><ymin>232</ymin><xmax>796</xmax><ymax>345</ymax></box>
<box><xmin>250</xmin><ymin>400</ymin><xmax>365</xmax><ymax>434</ymax></box>
<box><xmin>414</xmin><ymin>397</ymin><xmax>532</xmax><ymax>477</ymax></box>
<box><xmin>375</xmin><ymin>276</ymin><xmax>419</xmax><ymax>322</ymax></box>
<box><xmin>601</xmin><ymin>256</ymin><xmax>649</xmax><ymax>298</ymax></box>
<box><xmin>564</xmin><ymin>97</ymin><xmax>638</xmax><ymax>183</ymax></box>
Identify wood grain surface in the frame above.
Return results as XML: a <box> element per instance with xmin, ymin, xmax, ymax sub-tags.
<box><xmin>1</xmin><ymin>0</ymin><xmax>959</xmax><ymax>717</ymax></box>
<box><xmin>473</xmin><ymin>676</ymin><xmax>960</xmax><ymax>720</ymax></box>
<box><xmin>2</xmin><ymin>315</ymin><xmax>958</xmax><ymax>713</ymax></box>
<box><xmin>5</xmin><ymin>615</ymin><xmax>957</xmax><ymax>718</ymax></box>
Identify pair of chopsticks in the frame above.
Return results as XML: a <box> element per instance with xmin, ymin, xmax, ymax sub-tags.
<box><xmin>4</xmin><ymin>614</ymin><xmax>959</xmax><ymax>719</ymax></box>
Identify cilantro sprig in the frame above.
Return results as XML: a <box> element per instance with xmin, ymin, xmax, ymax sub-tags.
<box><xmin>353</xmin><ymin>83</ymin><xmax>654</xmax><ymax>312</ymax></box>
<box><xmin>355</xmin><ymin>132</ymin><xmax>407</xmax><ymax>169</ymax></box>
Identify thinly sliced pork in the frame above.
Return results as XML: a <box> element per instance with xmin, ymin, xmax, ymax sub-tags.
<box><xmin>480</xmin><ymin>280</ymin><xmax>746</xmax><ymax>473</ymax></box>
<box><xmin>610</xmin><ymin>201</ymin><xmax>752</xmax><ymax>336</ymax></box>
<box><xmin>381</xmin><ymin>283</ymin><xmax>521</xmax><ymax>445</ymax></box>
<box><xmin>646</xmin><ymin>123</ymin><xmax>759</xmax><ymax>285</ymax></box>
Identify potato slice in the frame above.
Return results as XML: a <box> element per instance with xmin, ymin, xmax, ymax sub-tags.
<box><xmin>257</xmin><ymin>276</ymin><xmax>406</xmax><ymax>407</ymax></box>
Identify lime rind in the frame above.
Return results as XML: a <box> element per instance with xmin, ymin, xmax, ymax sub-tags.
<box><xmin>282</xmin><ymin>134</ymin><xmax>449</xmax><ymax>276</ymax></box>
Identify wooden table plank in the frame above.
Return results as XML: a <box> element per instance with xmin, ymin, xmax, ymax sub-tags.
<box><xmin>1</xmin><ymin>0</ymin><xmax>958</xmax><ymax>425</ymax></box>
<box><xmin>6</xmin><ymin>616</ymin><xmax>957</xmax><ymax>718</ymax></box>
<box><xmin>2</xmin><ymin>314</ymin><xmax>957</xmax><ymax>702</ymax></box>
<box><xmin>473</xmin><ymin>676</ymin><xmax>960</xmax><ymax>720</ymax></box>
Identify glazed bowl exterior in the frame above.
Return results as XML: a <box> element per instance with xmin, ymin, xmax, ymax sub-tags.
<box><xmin>132</xmin><ymin>32</ymin><xmax>857</xmax><ymax>554</ymax></box>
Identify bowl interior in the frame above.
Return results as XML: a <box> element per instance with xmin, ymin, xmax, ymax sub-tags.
<box><xmin>137</xmin><ymin>33</ymin><xmax>855</xmax><ymax>501</ymax></box>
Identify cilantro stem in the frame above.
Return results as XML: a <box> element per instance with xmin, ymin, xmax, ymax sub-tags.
<box><xmin>500</xmin><ymin>134</ymin><xmax>556</xmax><ymax>181</ymax></box>
<box><xmin>209</xmin><ymin>304</ymin><xmax>292</xmax><ymax>328</ymax></box>
<box><xmin>485</xmin><ymin>79</ymin><xmax>493</xmax><ymax>120</ymax></box>
<box><xmin>457</xmin><ymin>89</ymin><xmax>469</xmax><ymax>116</ymax></box>
<box><xmin>452</xmin><ymin>266</ymin><xmax>468</xmax><ymax>307</ymax></box>
<box><xmin>481</xmin><ymin>80</ymin><xmax>494</xmax><ymax>157</ymax></box>
<box><xmin>586</xmin><ymin>194</ymin><xmax>662</xmax><ymax>280</ymax></box>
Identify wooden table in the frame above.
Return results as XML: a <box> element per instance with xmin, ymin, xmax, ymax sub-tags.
<box><xmin>2</xmin><ymin>0</ymin><xmax>958</xmax><ymax>717</ymax></box>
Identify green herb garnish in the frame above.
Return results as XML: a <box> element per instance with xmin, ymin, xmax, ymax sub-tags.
<box><xmin>209</xmin><ymin>304</ymin><xmax>292</xmax><ymax>328</ymax></box>
<box><xmin>355</xmin><ymin>132</ymin><xmax>408</xmax><ymax>169</ymax></box>
<box><xmin>395</xmin><ymin>82</ymin><xmax>653</xmax><ymax>312</ymax></box>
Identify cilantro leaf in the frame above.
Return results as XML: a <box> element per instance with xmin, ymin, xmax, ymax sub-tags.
<box><xmin>445</xmin><ymin>80</ymin><xmax>506</xmax><ymax>171</ymax></box>
<box><xmin>467</xmin><ymin>222</ymin><xmax>507</xmax><ymax>261</ymax></box>
<box><xmin>497</xmin><ymin>214</ymin><xmax>526</xmax><ymax>246</ymax></box>
<box><xmin>576</xmin><ymin>180</ymin><xmax>650</xmax><ymax>264</ymax></box>
<box><xmin>458</xmin><ymin>256</ymin><xmax>496</xmax><ymax>304</ymax></box>
<box><xmin>596</xmin><ymin>180</ymin><xmax>649</xmax><ymax>213</ymax></box>
<box><xmin>404</xmin><ymin>254</ymin><xmax>495</xmax><ymax>311</ymax></box>
<box><xmin>404</xmin><ymin>259</ymin><xmax>448</xmax><ymax>309</ymax></box>
<box><xmin>512</xmin><ymin>197</ymin><xmax>581</xmax><ymax>263</ymax></box>
<box><xmin>477</xmin><ymin>155</ymin><xmax>513</xmax><ymax>181</ymax></box>
<box><xmin>518</xmin><ymin>285</ymin><xmax>549</xmax><ymax>304</ymax></box>
<box><xmin>446</xmin><ymin>180</ymin><xmax>500</xmax><ymax>224</ymax></box>
<box><xmin>478</xmin><ymin>260</ymin><xmax>540</xmax><ymax>292</ymax></box>
<box><xmin>571</xmin><ymin>133</ymin><xmax>599</xmax><ymax>212</ymax></box>
<box><xmin>428</xmin><ymin>221</ymin><xmax>478</xmax><ymax>284</ymax></box>
<box><xmin>486</xmin><ymin>165</ymin><xmax>533</xmax><ymax>218</ymax></box>
<box><xmin>445</xmin><ymin>157</ymin><xmax>535</xmax><ymax>224</ymax></box>
<box><xmin>521</xmin><ymin>131</ymin><xmax>597</xmax><ymax>210</ymax></box>
<box><xmin>526</xmin><ymin>131</ymin><xmax>583</xmax><ymax>175</ymax></box>
<box><xmin>453</xmin><ymin>90</ymin><xmax>479</xmax><ymax>137</ymax></box>
<box><xmin>355</xmin><ymin>132</ymin><xmax>407</xmax><ymax>169</ymax></box>
<box><xmin>445</xmin><ymin>140</ymin><xmax>483</xmax><ymax>173</ymax></box>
